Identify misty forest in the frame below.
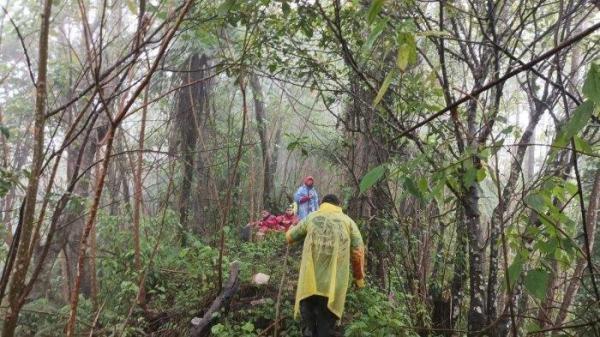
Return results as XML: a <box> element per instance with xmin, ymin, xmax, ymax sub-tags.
<box><xmin>1</xmin><ymin>0</ymin><xmax>600</xmax><ymax>336</ymax></box>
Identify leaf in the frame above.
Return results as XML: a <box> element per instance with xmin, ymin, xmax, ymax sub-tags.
<box><xmin>574</xmin><ymin>135</ymin><xmax>594</xmax><ymax>155</ymax></box>
<box><xmin>564</xmin><ymin>181</ymin><xmax>578</xmax><ymax>196</ymax></box>
<box><xmin>501</xmin><ymin>125</ymin><xmax>514</xmax><ymax>135</ymax></box>
<box><xmin>281</xmin><ymin>1</ymin><xmax>291</xmax><ymax>15</ymax></box>
<box><xmin>418</xmin><ymin>178</ymin><xmax>429</xmax><ymax>194</ymax></box>
<box><xmin>396</xmin><ymin>32</ymin><xmax>416</xmax><ymax>71</ymax></box>
<box><xmin>553</xmin><ymin>100</ymin><xmax>594</xmax><ymax>148</ymax></box>
<box><xmin>360</xmin><ymin>165</ymin><xmax>385</xmax><ymax>193</ymax></box>
<box><xmin>507</xmin><ymin>255</ymin><xmax>524</xmax><ymax>288</ymax></box>
<box><xmin>0</xmin><ymin>125</ymin><xmax>9</xmax><ymax>139</ymax></box>
<box><xmin>524</xmin><ymin>268</ymin><xmax>550</xmax><ymax>300</ymax></box>
<box><xmin>363</xmin><ymin>18</ymin><xmax>387</xmax><ymax>52</ymax></box>
<box><xmin>396</xmin><ymin>45</ymin><xmax>411</xmax><ymax>71</ymax></box>
<box><xmin>526</xmin><ymin>321</ymin><xmax>542</xmax><ymax>334</ymax></box>
<box><xmin>583</xmin><ymin>63</ymin><xmax>600</xmax><ymax>104</ymax></box>
<box><xmin>462</xmin><ymin>167</ymin><xmax>477</xmax><ymax>188</ymax></box>
<box><xmin>211</xmin><ymin>324</ymin><xmax>225</xmax><ymax>334</ymax></box>
<box><xmin>241</xmin><ymin>322</ymin><xmax>254</xmax><ymax>332</ymax></box>
<box><xmin>476</xmin><ymin>168</ymin><xmax>486</xmax><ymax>182</ymax></box>
<box><xmin>417</xmin><ymin>30</ymin><xmax>450</xmax><ymax>37</ymax></box>
<box><xmin>525</xmin><ymin>193</ymin><xmax>545</xmax><ymax>213</ymax></box>
<box><xmin>218</xmin><ymin>0</ymin><xmax>237</xmax><ymax>16</ymax></box>
<box><xmin>367</xmin><ymin>0</ymin><xmax>385</xmax><ymax>24</ymax></box>
<box><xmin>403</xmin><ymin>177</ymin><xmax>423</xmax><ymax>199</ymax></box>
<box><xmin>373</xmin><ymin>68</ymin><xmax>398</xmax><ymax>106</ymax></box>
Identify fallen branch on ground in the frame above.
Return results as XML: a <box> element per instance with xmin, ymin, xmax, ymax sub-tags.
<box><xmin>190</xmin><ymin>261</ymin><xmax>241</xmax><ymax>337</ymax></box>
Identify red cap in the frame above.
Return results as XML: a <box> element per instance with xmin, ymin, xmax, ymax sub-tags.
<box><xmin>304</xmin><ymin>176</ymin><xmax>314</xmax><ymax>185</ymax></box>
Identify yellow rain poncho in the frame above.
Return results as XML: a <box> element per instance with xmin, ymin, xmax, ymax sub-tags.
<box><xmin>286</xmin><ymin>202</ymin><xmax>365</xmax><ymax>319</ymax></box>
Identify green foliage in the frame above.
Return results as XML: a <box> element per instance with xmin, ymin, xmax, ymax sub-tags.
<box><xmin>506</xmin><ymin>253</ymin><xmax>525</xmax><ymax>289</ymax></box>
<box><xmin>344</xmin><ymin>288</ymin><xmax>418</xmax><ymax>337</ymax></box>
<box><xmin>583</xmin><ymin>63</ymin><xmax>600</xmax><ymax>104</ymax></box>
<box><xmin>525</xmin><ymin>268</ymin><xmax>551</xmax><ymax>300</ymax></box>
<box><xmin>373</xmin><ymin>68</ymin><xmax>398</xmax><ymax>106</ymax></box>
<box><xmin>396</xmin><ymin>31</ymin><xmax>417</xmax><ymax>72</ymax></box>
<box><xmin>211</xmin><ymin>321</ymin><xmax>256</xmax><ymax>337</ymax></box>
<box><xmin>553</xmin><ymin>100</ymin><xmax>595</xmax><ymax>148</ymax></box>
<box><xmin>0</xmin><ymin>124</ymin><xmax>9</xmax><ymax>138</ymax></box>
<box><xmin>359</xmin><ymin>165</ymin><xmax>386</xmax><ymax>193</ymax></box>
<box><xmin>553</xmin><ymin>64</ymin><xmax>600</xmax><ymax>149</ymax></box>
<box><xmin>367</xmin><ymin>0</ymin><xmax>385</xmax><ymax>24</ymax></box>
<box><xmin>0</xmin><ymin>168</ymin><xmax>23</xmax><ymax>198</ymax></box>
<box><xmin>363</xmin><ymin>18</ymin><xmax>388</xmax><ymax>52</ymax></box>
<box><xmin>286</xmin><ymin>135</ymin><xmax>311</xmax><ymax>156</ymax></box>
<box><xmin>18</xmin><ymin>297</ymin><xmax>101</xmax><ymax>337</ymax></box>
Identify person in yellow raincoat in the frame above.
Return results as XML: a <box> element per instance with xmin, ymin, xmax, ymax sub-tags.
<box><xmin>286</xmin><ymin>194</ymin><xmax>365</xmax><ymax>337</ymax></box>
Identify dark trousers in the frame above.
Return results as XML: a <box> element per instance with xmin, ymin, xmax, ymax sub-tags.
<box><xmin>300</xmin><ymin>295</ymin><xmax>338</xmax><ymax>337</ymax></box>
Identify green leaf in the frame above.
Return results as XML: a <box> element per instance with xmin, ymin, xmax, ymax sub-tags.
<box><xmin>211</xmin><ymin>324</ymin><xmax>225</xmax><ymax>334</ymax></box>
<box><xmin>507</xmin><ymin>255</ymin><xmax>524</xmax><ymax>288</ymax></box>
<box><xmin>538</xmin><ymin>238</ymin><xmax>559</xmax><ymax>256</ymax></box>
<box><xmin>367</xmin><ymin>0</ymin><xmax>385</xmax><ymax>24</ymax></box>
<box><xmin>479</xmin><ymin>148</ymin><xmax>491</xmax><ymax>159</ymax></box>
<box><xmin>218</xmin><ymin>0</ymin><xmax>237</xmax><ymax>16</ymax></box>
<box><xmin>281</xmin><ymin>1</ymin><xmax>291</xmax><ymax>15</ymax></box>
<box><xmin>0</xmin><ymin>125</ymin><xmax>9</xmax><ymax>139</ymax></box>
<box><xmin>524</xmin><ymin>268</ymin><xmax>550</xmax><ymax>300</ymax></box>
<box><xmin>526</xmin><ymin>321</ymin><xmax>541</xmax><ymax>334</ymax></box>
<box><xmin>403</xmin><ymin>177</ymin><xmax>423</xmax><ymax>199</ymax></box>
<box><xmin>396</xmin><ymin>45</ymin><xmax>410</xmax><ymax>71</ymax></box>
<box><xmin>525</xmin><ymin>193</ymin><xmax>545</xmax><ymax>213</ymax></box>
<box><xmin>417</xmin><ymin>30</ymin><xmax>450</xmax><ymax>37</ymax></box>
<box><xmin>396</xmin><ymin>32</ymin><xmax>416</xmax><ymax>71</ymax></box>
<box><xmin>501</xmin><ymin>125</ymin><xmax>514</xmax><ymax>135</ymax></box>
<box><xmin>363</xmin><ymin>18</ymin><xmax>387</xmax><ymax>52</ymax></box>
<box><xmin>241</xmin><ymin>322</ymin><xmax>254</xmax><ymax>332</ymax></box>
<box><xmin>583</xmin><ymin>63</ymin><xmax>600</xmax><ymax>104</ymax></box>
<box><xmin>564</xmin><ymin>181</ymin><xmax>578</xmax><ymax>196</ymax></box>
<box><xmin>360</xmin><ymin>165</ymin><xmax>386</xmax><ymax>193</ymax></box>
<box><xmin>418</xmin><ymin>178</ymin><xmax>429</xmax><ymax>194</ymax></box>
<box><xmin>476</xmin><ymin>168</ymin><xmax>487</xmax><ymax>182</ymax></box>
<box><xmin>373</xmin><ymin>68</ymin><xmax>398</xmax><ymax>106</ymax></box>
<box><xmin>574</xmin><ymin>135</ymin><xmax>593</xmax><ymax>155</ymax></box>
<box><xmin>462</xmin><ymin>167</ymin><xmax>477</xmax><ymax>188</ymax></box>
<box><xmin>553</xmin><ymin>100</ymin><xmax>594</xmax><ymax>148</ymax></box>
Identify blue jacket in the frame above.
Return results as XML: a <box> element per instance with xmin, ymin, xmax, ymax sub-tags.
<box><xmin>294</xmin><ymin>184</ymin><xmax>319</xmax><ymax>220</ymax></box>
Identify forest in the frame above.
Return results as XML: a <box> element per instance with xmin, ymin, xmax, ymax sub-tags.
<box><xmin>0</xmin><ymin>0</ymin><xmax>599</xmax><ymax>336</ymax></box>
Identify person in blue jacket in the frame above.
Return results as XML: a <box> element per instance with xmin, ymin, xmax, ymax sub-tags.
<box><xmin>294</xmin><ymin>176</ymin><xmax>319</xmax><ymax>220</ymax></box>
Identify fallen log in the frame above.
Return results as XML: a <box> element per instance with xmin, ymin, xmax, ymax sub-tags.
<box><xmin>190</xmin><ymin>261</ymin><xmax>241</xmax><ymax>337</ymax></box>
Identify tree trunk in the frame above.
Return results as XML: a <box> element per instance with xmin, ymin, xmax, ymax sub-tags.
<box><xmin>464</xmin><ymin>182</ymin><xmax>487</xmax><ymax>335</ymax></box>
<box><xmin>1</xmin><ymin>1</ymin><xmax>52</xmax><ymax>335</ymax></box>
<box><xmin>249</xmin><ymin>74</ymin><xmax>273</xmax><ymax>210</ymax></box>
<box><xmin>174</xmin><ymin>53</ymin><xmax>212</xmax><ymax>241</ymax></box>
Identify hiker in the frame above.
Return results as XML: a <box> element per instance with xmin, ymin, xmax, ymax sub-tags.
<box><xmin>255</xmin><ymin>210</ymin><xmax>280</xmax><ymax>233</ymax></box>
<box><xmin>241</xmin><ymin>210</ymin><xmax>282</xmax><ymax>242</ymax></box>
<box><xmin>277</xmin><ymin>204</ymin><xmax>299</xmax><ymax>231</ymax></box>
<box><xmin>294</xmin><ymin>176</ymin><xmax>319</xmax><ymax>220</ymax></box>
<box><xmin>286</xmin><ymin>194</ymin><xmax>365</xmax><ymax>337</ymax></box>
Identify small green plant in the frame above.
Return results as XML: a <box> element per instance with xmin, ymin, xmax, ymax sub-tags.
<box><xmin>211</xmin><ymin>321</ymin><xmax>256</xmax><ymax>337</ymax></box>
<box><xmin>344</xmin><ymin>287</ymin><xmax>418</xmax><ymax>337</ymax></box>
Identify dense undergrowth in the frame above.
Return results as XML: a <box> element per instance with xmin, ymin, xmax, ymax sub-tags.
<box><xmin>15</xmin><ymin>210</ymin><xmax>418</xmax><ymax>337</ymax></box>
